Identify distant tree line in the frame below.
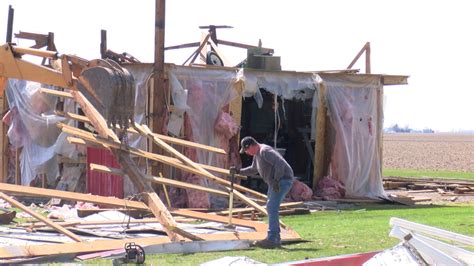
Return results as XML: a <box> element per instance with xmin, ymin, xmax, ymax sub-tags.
<box><xmin>385</xmin><ymin>124</ymin><xmax>434</xmax><ymax>133</ymax></box>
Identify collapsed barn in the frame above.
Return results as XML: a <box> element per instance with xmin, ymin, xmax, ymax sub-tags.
<box><xmin>0</xmin><ymin>3</ymin><xmax>410</xmax><ymax>261</ymax></box>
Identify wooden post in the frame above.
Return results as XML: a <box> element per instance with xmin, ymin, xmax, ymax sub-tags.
<box><xmin>100</xmin><ymin>30</ymin><xmax>107</xmax><ymax>59</ymax></box>
<box><xmin>0</xmin><ymin>77</ymin><xmax>7</xmax><ymax>183</ymax></box>
<box><xmin>6</xmin><ymin>5</ymin><xmax>14</xmax><ymax>43</ymax></box>
<box><xmin>152</xmin><ymin>0</ymin><xmax>168</xmax><ymax>175</ymax></box>
<box><xmin>313</xmin><ymin>82</ymin><xmax>327</xmax><ymax>191</ymax></box>
<box><xmin>14</xmin><ymin>148</ymin><xmax>20</xmax><ymax>185</ymax></box>
<box><xmin>377</xmin><ymin>87</ymin><xmax>383</xmax><ymax>178</ymax></box>
<box><xmin>365</xmin><ymin>42</ymin><xmax>371</xmax><ymax>74</ymax></box>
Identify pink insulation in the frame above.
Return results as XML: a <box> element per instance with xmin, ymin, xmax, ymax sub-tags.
<box><xmin>287</xmin><ymin>180</ymin><xmax>313</xmax><ymax>201</ymax></box>
<box><xmin>315</xmin><ymin>175</ymin><xmax>346</xmax><ymax>200</ymax></box>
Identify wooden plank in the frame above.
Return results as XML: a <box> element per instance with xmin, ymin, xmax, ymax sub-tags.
<box><xmin>0</xmin><ymin>183</ymin><xmax>148</xmax><ymax>210</ymax></box>
<box><xmin>0</xmin><ymin>230</ymin><xmax>301</xmax><ymax>259</ymax></box>
<box><xmin>57</xmin><ymin>111</ymin><xmax>227</xmax><ymax>155</ymax></box>
<box><xmin>90</xmin><ymin>163</ymin><xmax>229</xmax><ymax>197</ymax></box>
<box><xmin>313</xmin><ymin>81</ymin><xmax>327</xmax><ymax>190</ymax></box>
<box><xmin>382</xmin><ymin>75</ymin><xmax>409</xmax><ymax>86</ymax></box>
<box><xmin>0</xmin><ymin>192</ymin><xmax>82</xmax><ymax>242</ymax></box>
<box><xmin>39</xmin><ymin>87</ymin><xmax>73</xmax><ymax>98</ymax></box>
<box><xmin>136</xmin><ymin>124</ymin><xmax>268</xmax><ymax>215</ymax></box>
<box><xmin>0</xmin><ymin>77</ymin><xmax>7</xmax><ymax>183</ymax></box>
<box><xmin>68</xmin><ymin>90</ymin><xmax>185</xmax><ymax>241</ymax></box>
<box><xmin>66</xmin><ymin>133</ymin><xmax>248</xmax><ymax>183</ymax></box>
<box><xmin>62</xmin><ymin>125</ymin><xmax>263</xmax><ymax>199</ymax></box>
<box><xmin>171</xmin><ymin>209</ymin><xmax>267</xmax><ymax>231</ymax></box>
<box><xmin>144</xmin><ymin>192</ymin><xmax>203</xmax><ymax>241</ymax></box>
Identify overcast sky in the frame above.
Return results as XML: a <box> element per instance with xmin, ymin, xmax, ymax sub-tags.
<box><xmin>1</xmin><ymin>0</ymin><xmax>473</xmax><ymax>132</ymax></box>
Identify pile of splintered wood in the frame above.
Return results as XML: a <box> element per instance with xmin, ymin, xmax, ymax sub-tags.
<box><xmin>384</xmin><ymin>176</ymin><xmax>474</xmax><ymax>205</ymax></box>
<box><xmin>0</xmin><ymin>89</ymin><xmax>301</xmax><ymax>261</ymax></box>
<box><xmin>384</xmin><ymin>176</ymin><xmax>474</xmax><ymax>195</ymax></box>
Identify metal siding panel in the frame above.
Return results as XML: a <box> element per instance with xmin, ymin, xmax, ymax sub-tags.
<box><xmin>86</xmin><ymin>147</ymin><xmax>123</xmax><ymax>198</ymax></box>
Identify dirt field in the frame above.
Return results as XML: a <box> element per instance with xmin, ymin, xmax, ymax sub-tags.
<box><xmin>383</xmin><ymin>133</ymin><xmax>474</xmax><ymax>172</ymax></box>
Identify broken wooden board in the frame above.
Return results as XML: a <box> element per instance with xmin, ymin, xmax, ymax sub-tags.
<box><xmin>0</xmin><ymin>229</ymin><xmax>301</xmax><ymax>259</ymax></box>
<box><xmin>62</xmin><ymin>125</ymin><xmax>264</xmax><ymax>199</ymax></box>
<box><xmin>0</xmin><ymin>183</ymin><xmax>148</xmax><ymax>210</ymax></box>
<box><xmin>0</xmin><ymin>192</ymin><xmax>82</xmax><ymax>242</ymax></box>
<box><xmin>171</xmin><ymin>209</ymin><xmax>268</xmax><ymax>231</ymax></box>
<box><xmin>69</xmin><ymin>90</ymin><xmax>186</xmax><ymax>242</ymax></box>
<box><xmin>90</xmin><ymin>163</ymin><xmax>229</xmax><ymax>197</ymax></box>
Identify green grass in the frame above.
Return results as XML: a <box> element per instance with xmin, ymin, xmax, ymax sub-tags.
<box><xmin>86</xmin><ymin>203</ymin><xmax>474</xmax><ymax>265</ymax></box>
<box><xmin>383</xmin><ymin>168</ymin><xmax>474</xmax><ymax>180</ymax></box>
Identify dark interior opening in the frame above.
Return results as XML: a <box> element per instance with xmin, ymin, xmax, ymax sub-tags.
<box><xmin>239</xmin><ymin>89</ymin><xmax>315</xmax><ymax>192</ymax></box>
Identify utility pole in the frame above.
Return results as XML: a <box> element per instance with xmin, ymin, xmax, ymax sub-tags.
<box><xmin>152</xmin><ymin>0</ymin><xmax>167</xmax><ymax>174</ymax></box>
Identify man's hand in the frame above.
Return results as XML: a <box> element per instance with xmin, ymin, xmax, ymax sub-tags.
<box><xmin>230</xmin><ymin>166</ymin><xmax>240</xmax><ymax>175</ymax></box>
<box><xmin>272</xmin><ymin>180</ymin><xmax>280</xmax><ymax>192</ymax></box>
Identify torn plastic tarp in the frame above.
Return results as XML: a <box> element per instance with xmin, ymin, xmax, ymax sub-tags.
<box><xmin>320</xmin><ymin>74</ymin><xmax>386</xmax><ymax>199</ymax></box>
<box><xmin>5</xmin><ymin>79</ymin><xmax>66</xmax><ymax>186</ymax></box>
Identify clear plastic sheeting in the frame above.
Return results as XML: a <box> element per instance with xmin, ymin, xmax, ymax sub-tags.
<box><xmin>320</xmin><ymin>74</ymin><xmax>385</xmax><ymax>199</ymax></box>
<box><xmin>168</xmin><ymin>65</ymin><xmax>239</xmax><ymax>208</ymax></box>
<box><xmin>5</xmin><ymin>79</ymin><xmax>66</xmax><ymax>186</ymax></box>
<box><xmin>169</xmin><ymin>65</ymin><xmax>238</xmax><ymax>166</ymax></box>
<box><xmin>237</xmin><ymin>68</ymin><xmax>315</xmax><ymax>105</ymax></box>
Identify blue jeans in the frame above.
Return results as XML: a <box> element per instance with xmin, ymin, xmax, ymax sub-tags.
<box><xmin>266</xmin><ymin>178</ymin><xmax>294</xmax><ymax>244</ymax></box>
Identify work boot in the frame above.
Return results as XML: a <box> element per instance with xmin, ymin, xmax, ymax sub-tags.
<box><xmin>253</xmin><ymin>239</ymin><xmax>281</xmax><ymax>249</ymax></box>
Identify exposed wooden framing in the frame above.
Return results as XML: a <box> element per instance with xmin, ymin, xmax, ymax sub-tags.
<box><xmin>69</xmin><ymin>90</ymin><xmax>186</xmax><ymax>242</ymax></box>
<box><xmin>0</xmin><ymin>192</ymin><xmax>82</xmax><ymax>242</ymax></box>
<box><xmin>208</xmin><ymin>38</ymin><xmax>232</xmax><ymax>67</ymax></box>
<box><xmin>313</xmin><ymin>82</ymin><xmax>327</xmax><ymax>190</ymax></box>
<box><xmin>199</xmin><ymin>32</ymin><xmax>208</xmax><ymax>64</ymax></box>
<box><xmin>346</xmin><ymin>42</ymin><xmax>371</xmax><ymax>73</ymax></box>
<box><xmin>50</xmin><ymin>108</ymin><xmax>227</xmax><ymax>155</ymax></box>
<box><xmin>0</xmin><ymin>183</ymin><xmax>149</xmax><ymax>210</ymax></box>
<box><xmin>62</xmin><ymin>125</ymin><xmax>263</xmax><ymax>198</ymax></box>
<box><xmin>90</xmin><ymin>163</ymin><xmax>229</xmax><ymax>197</ymax></box>
<box><xmin>135</xmin><ymin>124</ymin><xmax>268</xmax><ymax>215</ymax></box>
<box><xmin>66</xmin><ymin>133</ymin><xmax>248</xmax><ymax>182</ymax></box>
<box><xmin>183</xmin><ymin>34</ymin><xmax>211</xmax><ymax>66</ymax></box>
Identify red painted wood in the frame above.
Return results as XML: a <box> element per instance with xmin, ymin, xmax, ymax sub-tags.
<box><xmin>86</xmin><ymin>147</ymin><xmax>123</xmax><ymax>198</ymax></box>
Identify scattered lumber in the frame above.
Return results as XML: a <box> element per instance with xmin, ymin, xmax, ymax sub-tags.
<box><xmin>0</xmin><ymin>87</ymin><xmax>303</xmax><ymax>263</ymax></box>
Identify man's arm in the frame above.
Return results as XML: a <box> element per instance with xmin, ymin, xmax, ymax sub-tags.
<box><xmin>239</xmin><ymin>158</ymin><xmax>258</xmax><ymax>176</ymax></box>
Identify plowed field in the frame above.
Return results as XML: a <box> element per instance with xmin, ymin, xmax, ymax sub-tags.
<box><xmin>383</xmin><ymin>133</ymin><xmax>474</xmax><ymax>172</ymax></box>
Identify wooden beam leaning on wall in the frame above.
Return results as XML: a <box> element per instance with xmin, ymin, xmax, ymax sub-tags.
<box><xmin>313</xmin><ymin>81</ymin><xmax>328</xmax><ymax>191</ymax></box>
<box><xmin>90</xmin><ymin>163</ymin><xmax>230</xmax><ymax>198</ymax></box>
<box><xmin>59</xmin><ymin>123</ymin><xmax>265</xmax><ymax>200</ymax></box>
<box><xmin>0</xmin><ymin>77</ymin><xmax>8</xmax><ymax>183</ymax></box>
<box><xmin>68</xmin><ymin>90</ymin><xmax>187</xmax><ymax>241</ymax></box>
<box><xmin>133</xmin><ymin>124</ymin><xmax>269</xmax><ymax>216</ymax></box>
